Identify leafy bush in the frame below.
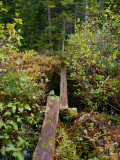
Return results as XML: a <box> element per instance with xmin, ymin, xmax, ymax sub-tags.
<box><xmin>65</xmin><ymin>7</ymin><xmax>120</xmax><ymax>111</ymax></box>
<box><xmin>0</xmin><ymin>3</ymin><xmax>46</xmax><ymax>159</ymax></box>
<box><xmin>0</xmin><ymin>2</ymin><xmax>22</xmax><ymax>56</ymax></box>
<box><xmin>10</xmin><ymin>50</ymin><xmax>61</xmax><ymax>83</ymax></box>
<box><xmin>0</xmin><ymin>72</ymin><xmax>45</xmax><ymax>104</ymax></box>
<box><xmin>0</xmin><ymin>100</ymin><xmax>44</xmax><ymax>160</ymax></box>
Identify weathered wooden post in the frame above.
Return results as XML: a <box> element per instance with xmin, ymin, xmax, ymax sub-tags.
<box><xmin>33</xmin><ymin>96</ymin><xmax>59</xmax><ymax>160</ymax></box>
<box><xmin>60</xmin><ymin>67</ymin><xmax>68</xmax><ymax>109</ymax></box>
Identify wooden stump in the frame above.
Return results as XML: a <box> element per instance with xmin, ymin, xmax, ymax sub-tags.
<box><xmin>33</xmin><ymin>96</ymin><xmax>59</xmax><ymax>160</ymax></box>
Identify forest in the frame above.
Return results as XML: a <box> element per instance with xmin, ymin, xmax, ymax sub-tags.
<box><xmin>0</xmin><ymin>0</ymin><xmax>120</xmax><ymax>159</ymax></box>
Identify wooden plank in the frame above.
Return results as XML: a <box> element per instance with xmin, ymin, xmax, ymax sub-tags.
<box><xmin>60</xmin><ymin>67</ymin><xmax>68</xmax><ymax>109</ymax></box>
<box><xmin>33</xmin><ymin>96</ymin><xmax>59</xmax><ymax>160</ymax></box>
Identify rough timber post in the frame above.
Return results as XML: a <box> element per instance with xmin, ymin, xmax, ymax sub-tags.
<box><xmin>33</xmin><ymin>96</ymin><xmax>59</xmax><ymax>160</ymax></box>
<box><xmin>60</xmin><ymin>67</ymin><xmax>68</xmax><ymax>109</ymax></box>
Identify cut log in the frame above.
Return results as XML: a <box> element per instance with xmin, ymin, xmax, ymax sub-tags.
<box><xmin>60</xmin><ymin>67</ymin><xmax>68</xmax><ymax>109</ymax></box>
<box><xmin>33</xmin><ymin>96</ymin><xmax>59</xmax><ymax>160</ymax></box>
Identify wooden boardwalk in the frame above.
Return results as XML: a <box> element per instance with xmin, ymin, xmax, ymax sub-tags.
<box><xmin>33</xmin><ymin>67</ymin><xmax>69</xmax><ymax>160</ymax></box>
<box><xmin>33</xmin><ymin>96</ymin><xmax>59</xmax><ymax>160</ymax></box>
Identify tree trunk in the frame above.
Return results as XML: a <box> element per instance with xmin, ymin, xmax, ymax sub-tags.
<box><xmin>85</xmin><ymin>0</ymin><xmax>88</xmax><ymax>23</ymax></box>
<box><xmin>48</xmin><ymin>7</ymin><xmax>53</xmax><ymax>53</ymax></box>
<box><xmin>62</xmin><ymin>20</ymin><xmax>65</xmax><ymax>55</ymax></box>
<box><xmin>75</xmin><ymin>3</ymin><xmax>79</xmax><ymax>34</ymax></box>
<box><xmin>98</xmin><ymin>0</ymin><xmax>101</xmax><ymax>18</ymax></box>
<box><xmin>26</xmin><ymin>0</ymin><xmax>29</xmax><ymax>49</ymax></box>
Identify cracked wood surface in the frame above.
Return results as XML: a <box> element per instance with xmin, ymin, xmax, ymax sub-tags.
<box><xmin>33</xmin><ymin>96</ymin><xmax>59</xmax><ymax>160</ymax></box>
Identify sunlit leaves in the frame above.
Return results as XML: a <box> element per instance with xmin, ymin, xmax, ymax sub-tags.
<box><xmin>49</xmin><ymin>90</ymin><xmax>55</xmax><ymax>96</ymax></box>
<box><xmin>8</xmin><ymin>120</ymin><xmax>18</xmax><ymax>130</ymax></box>
<box><xmin>0</xmin><ymin>122</ymin><xmax>4</xmax><ymax>129</ymax></box>
<box><xmin>60</xmin><ymin>0</ymin><xmax>74</xmax><ymax>6</ymax></box>
<box><xmin>17</xmin><ymin>136</ymin><xmax>25</xmax><ymax>147</ymax></box>
<box><xmin>13</xmin><ymin>150</ymin><xmax>24</xmax><ymax>160</ymax></box>
<box><xmin>18</xmin><ymin>107</ymin><xmax>24</xmax><ymax>113</ymax></box>
<box><xmin>1</xmin><ymin>146</ymin><xmax>6</xmax><ymax>155</ymax></box>
<box><xmin>0</xmin><ymin>5</ymin><xmax>22</xmax><ymax>58</ymax></box>
<box><xmin>4</xmin><ymin>111</ymin><xmax>11</xmax><ymax>116</ymax></box>
<box><xmin>25</xmin><ymin>104</ymin><xmax>31</xmax><ymax>111</ymax></box>
<box><xmin>5</xmin><ymin>144</ymin><xmax>15</xmax><ymax>152</ymax></box>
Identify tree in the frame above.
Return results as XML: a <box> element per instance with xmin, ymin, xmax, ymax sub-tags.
<box><xmin>85</xmin><ymin>0</ymin><xmax>88</xmax><ymax>22</ymax></box>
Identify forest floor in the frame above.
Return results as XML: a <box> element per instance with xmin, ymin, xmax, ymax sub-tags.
<box><xmin>55</xmin><ymin>111</ymin><xmax>120</xmax><ymax>160</ymax></box>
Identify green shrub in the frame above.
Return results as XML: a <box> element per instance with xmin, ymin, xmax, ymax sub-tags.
<box><xmin>0</xmin><ymin>71</ymin><xmax>45</xmax><ymax>104</ymax></box>
<box><xmin>65</xmin><ymin>7</ymin><xmax>120</xmax><ymax>111</ymax></box>
<box><xmin>0</xmin><ymin>100</ymin><xmax>44</xmax><ymax>160</ymax></box>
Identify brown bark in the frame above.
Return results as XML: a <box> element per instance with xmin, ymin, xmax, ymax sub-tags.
<box><xmin>62</xmin><ymin>21</ymin><xmax>65</xmax><ymax>55</ymax></box>
<box><xmin>48</xmin><ymin>7</ymin><xmax>53</xmax><ymax>53</ymax></box>
<box><xmin>75</xmin><ymin>3</ymin><xmax>79</xmax><ymax>34</ymax></box>
<box><xmin>85</xmin><ymin>0</ymin><xmax>88</xmax><ymax>23</ymax></box>
<box><xmin>33</xmin><ymin>96</ymin><xmax>59</xmax><ymax>160</ymax></box>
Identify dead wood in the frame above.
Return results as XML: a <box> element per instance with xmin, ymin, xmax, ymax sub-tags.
<box><xmin>60</xmin><ymin>67</ymin><xmax>68</xmax><ymax>109</ymax></box>
<box><xmin>33</xmin><ymin>96</ymin><xmax>59</xmax><ymax>160</ymax></box>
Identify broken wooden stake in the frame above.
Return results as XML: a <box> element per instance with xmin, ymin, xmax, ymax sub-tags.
<box><xmin>33</xmin><ymin>96</ymin><xmax>59</xmax><ymax>160</ymax></box>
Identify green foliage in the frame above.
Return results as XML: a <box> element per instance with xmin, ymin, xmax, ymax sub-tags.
<box><xmin>0</xmin><ymin>4</ymin><xmax>46</xmax><ymax>159</ymax></box>
<box><xmin>0</xmin><ymin>3</ymin><xmax>22</xmax><ymax>55</ymax></box>
<box><xmin>1</xmin><ymin>0</ymin><xmax>119</xmax><ymax>52</ymax></box>
<box><xmin>0</xmin><ymin>1</ymin><xmax>120</xmax><ymax>159</ymax></box>
<box><xmin>56</xmin><ymin>128</ymin><xmax>79</xmax><ymax>160</ymax></box>
<box><xmin>0</xmin><ymin>72</ymin><xmax>45</xmax><ymax>103</ymax></box>
<box><xmin>113</xmin><ymin>113</ymin><xmax>120</xmax><ymax>128</ymax></box>
<box><xmin>0</xmin><ymin>100</ymin><xmax>44</xmax><ymax>159</ymax></box>
<box><xmin>65</xmin><ymin>6</ymin><xmax>120</xmax><ymax>111</ymax></box>
<box><xmin>0</xmin><ymin>0</ymin><xmax>76</xmax><ymax>51</ymax></box>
